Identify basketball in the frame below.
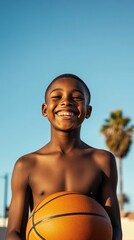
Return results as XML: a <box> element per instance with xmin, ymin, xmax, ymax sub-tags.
<box><xmin>26</xmin><ymin>191</ymin><xmax>112</xmax><ymax>240</ymax></box>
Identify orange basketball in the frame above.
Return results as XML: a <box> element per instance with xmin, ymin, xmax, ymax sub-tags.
<box><xmin>26</xmin><ymin>191</ymin><xmax>112</xmax><ymax>240</ymax></box>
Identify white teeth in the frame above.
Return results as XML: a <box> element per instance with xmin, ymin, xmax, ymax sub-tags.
<box><xmin>57</xmin><ymin>111</ymin><xmax>74</xmax><ymax>116</ymax></box>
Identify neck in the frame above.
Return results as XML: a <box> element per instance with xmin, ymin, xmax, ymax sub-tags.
<box><xmin>49</xmin><ymin>128</ymin><xmax>82</xmax><ymax>153</ymax></box>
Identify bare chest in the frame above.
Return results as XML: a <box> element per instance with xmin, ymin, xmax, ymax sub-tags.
<box><xmin>29</xmin><ymin>156</ymin><xmax>102</xmax><ymax>207</ymax></box>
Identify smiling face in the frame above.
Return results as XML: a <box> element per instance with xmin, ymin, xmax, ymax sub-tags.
<box><xmin>42</xmin><ymin>77</ymin><xmax>92</xmax><ymax>132</ymax></box>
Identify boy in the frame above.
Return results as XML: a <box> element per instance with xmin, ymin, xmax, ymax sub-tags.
<box><xmin>6</xmin><ymin>74</ymin><xmax>122</xmax><ymax>240</ymax></box>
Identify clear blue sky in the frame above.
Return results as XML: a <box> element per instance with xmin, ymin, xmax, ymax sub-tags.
<box><xmin>0</xmin><ymin>0</ymin><xmax>134</xmax><ymax>216</ymax></box>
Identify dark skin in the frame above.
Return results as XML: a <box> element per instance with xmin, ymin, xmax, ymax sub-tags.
<box><xmin>6</xmin><ymin>77</ymin><xmax>122</xmax><ymax>240</ymax></box>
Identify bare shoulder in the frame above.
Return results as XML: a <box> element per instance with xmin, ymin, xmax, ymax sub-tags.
<box><xmin>94</xmin><ymin>148</ymin><xmax>115</xmax><ymax>162</ymax></box>
<box><xmin>13</xmin><ymin>145</ymin><xmax>49</xmax><ymax>174</ymax></box>
<box><xmin>14</xmin><ymin>152</ymin><xmax>36</xmax><ymax>170</ymax></box>
<box><xmin>12</xmin><ymin>152</ymin><xmax>38</xmax><ymax>183</ymax></box>
<box><xmin>92</xmin><ymin>148</ymin><xmax>117</xmax><ymax>177</ymax></box>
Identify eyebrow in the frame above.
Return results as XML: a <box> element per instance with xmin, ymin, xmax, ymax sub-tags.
<box><xmin>50</xmin><ymin>88</ymin><xmax>84</xmax><ymax>95</ymax></box>
<box><xmin>50</xmin><ymin>88</ymin><xmax>62</xmax><ymax>94</ymax></box>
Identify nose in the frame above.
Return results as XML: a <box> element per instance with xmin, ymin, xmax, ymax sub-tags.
<box><xmin>60</xmin><ymin>96</ymin><xmax>73</xmax><ymax>106</ymax></box>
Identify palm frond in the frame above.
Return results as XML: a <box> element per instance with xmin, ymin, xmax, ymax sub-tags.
<box><xmin>100</xmin><ymin>109</ymin><xmax>133</xmax><ymax>159</ymax></box>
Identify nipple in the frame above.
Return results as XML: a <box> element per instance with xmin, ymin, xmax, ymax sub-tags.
<box><xmin>40</xmin><ymin>191</ymin><xmax>45</xmax><ymax>196</ymax></box>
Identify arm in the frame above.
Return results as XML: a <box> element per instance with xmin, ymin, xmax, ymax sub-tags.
<box><xmin>99</xmin><ymin>152</ymin><xmax>122</xmax><ymax>240</ymax></box>
<box><xmin>6</xmin><ymin>158</ymin><xmax>30</xmax><ymax>240</ymax></box>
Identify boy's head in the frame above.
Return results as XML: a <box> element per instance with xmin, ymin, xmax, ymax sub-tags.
<box><xmin>42</xmin><ymin>74</ymin><xmax>92</xmax><ymax>130</ymax></box>
<box><xmin>45</xmin><ymin>74</ymin><xmax>91</xmax><ymax>105</ymax></box>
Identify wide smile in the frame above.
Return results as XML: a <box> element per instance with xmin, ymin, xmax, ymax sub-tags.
<box><xmin>55</xmin><ymin>111</ymin><xmax>78</xmax><ymax>120</ymax></box>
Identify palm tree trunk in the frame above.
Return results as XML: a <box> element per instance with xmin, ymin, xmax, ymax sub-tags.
<box><xmin>118</xmin><ymin>157</ymin><xmax>123</xmax><ymax>210</ymax></box>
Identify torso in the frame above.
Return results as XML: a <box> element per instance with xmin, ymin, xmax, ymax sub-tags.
<box><xmin>26</xmin><ymin>146</ymin><xmax>104</xmax><ymax>210</ymax></box>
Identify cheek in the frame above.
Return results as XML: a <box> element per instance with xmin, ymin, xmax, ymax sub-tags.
<box><xmin>46</xmin><ymin>102</ymin><xmax>55</xmax><ymax>111</ymax></box>
<box><xmin>78</xmin><ymin>104</ymin><xmax>87</xmax><ymax>114</ymax></box>
<box><xmin>46</xmin><ymin>103</ymin><xmax>58</xmax><ymax>120</ymax></box>
<box><xmin>78</xmin><ymin>108</ymin><xmax>89</xmax><ymax>121</ymax></box>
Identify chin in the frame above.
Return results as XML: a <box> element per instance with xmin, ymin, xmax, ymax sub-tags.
<box><xmin>57</xmin><ymin>125</ymin><xmax>80</xmax><ymax>132</ymax></box>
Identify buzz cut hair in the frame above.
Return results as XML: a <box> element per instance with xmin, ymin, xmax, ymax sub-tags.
<box><xmin>45</xmin><ymin>73</ymin><xmax>91</xmax><ymax>104</ymax></box>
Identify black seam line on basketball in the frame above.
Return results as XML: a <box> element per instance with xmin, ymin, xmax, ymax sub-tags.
<box><xmin>34</xmin><ymin>212</ymin><xmax>109</xmax><ymax>228</ymax></box>
<box><xmin>27</xmin><ymin>208</ymin><xmax>47</xmax><ymax>240</ymax></box>
<box><xmin>29</xmin><ymin>192</ymin><xmax>79</xmax><ymax>220</ymax></box>
<box><xmin>27</xmin><ymin>201</ymin><xmax>48</xmax><ymax>240</ymax></box>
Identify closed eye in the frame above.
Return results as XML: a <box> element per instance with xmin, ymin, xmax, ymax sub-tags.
<box><xmin>51</xmin><ymin>95</ymin><xmax>61</xmax><ymax>99</ymax></box>
<box><xmin>72</xmin><ymin>96</ymin><xmax>84</xmax><ymax>101</ymax></box>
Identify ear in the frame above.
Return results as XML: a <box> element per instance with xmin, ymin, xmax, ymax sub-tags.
<box><xmin>85</xmin><ymin>105</ymin><xmax>92</xmax><ymax>119</ymax></box>
<box><xmin>42</xmin><ymin>103</ymin><xmax>47</xmax><ymax>117</ymax></box>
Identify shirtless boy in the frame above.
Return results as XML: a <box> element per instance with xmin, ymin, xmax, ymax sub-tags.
<box><xmin>6</xmin><ymin>74</ymin><xmax>122</xmax><ymax>240</ymax></box>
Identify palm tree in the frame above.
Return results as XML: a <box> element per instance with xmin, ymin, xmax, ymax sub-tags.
<box><xmin>100</xmin><ymin>109</ymin><xmax>134</xmax><ymax>210</ymax></box>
